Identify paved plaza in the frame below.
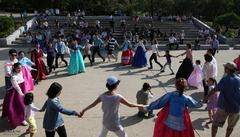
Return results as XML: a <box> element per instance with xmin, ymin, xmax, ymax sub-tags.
<box><xmin>0</xmin><ymin>47</ymin><xmax>239</xmax><ymax>137</ymax></box>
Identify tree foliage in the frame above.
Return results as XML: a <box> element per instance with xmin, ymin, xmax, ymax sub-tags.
<box><xmin>0</xmin><ymin>0</ymin><xmax>240</xmax><ymax>19</ymax></box>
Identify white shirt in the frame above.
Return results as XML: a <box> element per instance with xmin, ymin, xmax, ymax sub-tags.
<box><xmin>211</xmin><ymin>56</ymin><xmax>218</xmax><ymax>77</ymax></box>
<box><xmin>202</xmin><ymin>62</ymin><xmax>216</xmax><ymax>81</ymax></box>
<box><xmin>24</xmin><ymin>103</ymin><xmax>40</xmax><ymax>119</ymax></box>
<box><xmin>151</xmin><ymin>44</ymin><xmax>159</xmax><ymax>54</ymax></box>
<box><xmin>169</xmin><ymin>36</ymin><xmax>176</xmax><ymax>43</ymax></box>
<box><xmin>4</xmin><ymin>59</ymin><xmax>18</xmax><ymax>77</ymax></box>
<box><xmin>11</xmin><ymin>72</ymin><xmax>24</xmax><ymax>95</ymax></box>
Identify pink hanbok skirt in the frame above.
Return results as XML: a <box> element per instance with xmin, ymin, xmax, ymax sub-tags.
<box><xmin>22</xmin><ymin>66</ymin><xmax>34</xmax><ymax>93</ymax></box>
<box><xmin>2</xmin><ymin>83</ymin><xmax>25</xmax><ymax>129</ymax></box>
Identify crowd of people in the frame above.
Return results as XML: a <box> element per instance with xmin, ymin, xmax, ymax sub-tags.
<box><xmin>1</xmin><ymin>14</ymin><xmax>240</xmax><ymax>137</ymax></box>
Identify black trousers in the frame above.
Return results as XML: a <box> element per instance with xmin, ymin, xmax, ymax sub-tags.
<box><xmin>168</xmin><ymin>43</ymin><xmax>179</xmax><ymax>50</ymax></box>
<box><xmin>55</xmin><ymin>54</ymin><xmax>68</xmax><ymax>68</ymax></box>
<box><xmin>202</xmin><ymin>80</ymin><xmax>209</xmax><ymax>97</ymax></box>
<box><xmin>91</xmin><ymin>46</ymin><xmax>105</xmax><ymax>62</ymax></box>
<box><xmin>47</xmin><ymin>56</ymin><xmax>55</xmax><ymax>73</ymax></box>
<box><xmin>149</xmin><ymin>53</ymin><xmax>163</xmax><ymax>69</ymax></box>
<box><xmin>83</xmin><ymin>55</ymin><xmax>92</xmax><ymax>64</ymax></box>
<box><xmin>45</xmin><ymin>126</ymin><xmax>67</xmax><ymax>137</ymax></box>
<box><xmin>212</xmin><ymin>48</ymin><xmax>217</xmax><ymax>56</ymax></box>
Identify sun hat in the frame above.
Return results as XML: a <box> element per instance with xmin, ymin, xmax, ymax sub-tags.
<box><xmin>223</xmin><ymin>62</ymin><xmax>237</xmax><ymax>72</ymax></box>
<box><xmin>106</xmin><ymin>76</ymin><xmax>120</xmax><ymax>86</ymax></box>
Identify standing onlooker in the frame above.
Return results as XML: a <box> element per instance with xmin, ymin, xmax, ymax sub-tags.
<box><xmin>168</xmin><ymin>34</ymin><xmax>178</xmax><ymax>50</ymax></box>
<box><xmin>41</xmin><ymin>82</ymin><xmax>80</xmax><ymax>137</ymax></box>
<box><xmin>55</xmin><ymin>38</ymin><xmax>68</xmax><ymax>68</ymax></box>
<box><xmin>202</xmin><ymin>54</ymin><xmax>215</xmax><ymax>100</ymax></box>
<box><xmin>80</xmin><ymin>76</ymin><xmax>144</xmax><ymax>137</ymax></box>
<box><xmin>206</xmin><ymin>62</ymin><xmax>240</xmax><ymax>137</ymax></box>
<box><xmin>180</xmin><ymin>30</ymin><xmax>185</xmax><ymax>44</ymax></box>
<box><xmin>148</xmin><ymin>39</ymin><xmax>163</xmax><ymax>70</ymax></box>
<box><xmin>136</xmin><ymin>83</ymin><xmax>154</xmax><ymax>118</ymax></box>
<box><xmin>211</xmin><ymin>35</ymin><xmax>219</xmax><ymax>56</ymax></box>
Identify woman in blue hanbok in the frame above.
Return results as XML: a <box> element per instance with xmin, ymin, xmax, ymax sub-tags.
<box><xmin>68</xmin><ymin>39</ymin><xmax>86</xmax><ymax>75</ymax></box>
<box><xmin>132</xmin><ymin>38</ymin><xmax>147</xmax><ymax>67</ymax></box>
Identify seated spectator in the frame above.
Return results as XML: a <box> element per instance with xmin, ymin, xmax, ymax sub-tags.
<box><xmin>168</xmin><ymin>34</ymin><xmax>179</xmax><ymax>50</ymax></box>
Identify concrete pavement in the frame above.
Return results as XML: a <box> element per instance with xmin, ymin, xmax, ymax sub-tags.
<box><xmin>0</xmin><ymin>47</ymin><xmax>239</xmax><ymax>137</ymax></box>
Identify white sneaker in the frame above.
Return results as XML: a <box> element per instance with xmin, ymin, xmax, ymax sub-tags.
<box><xmin>21</xmin><ymin>120</ymin><xmax>28</xmax><ymax>126</ymax></box>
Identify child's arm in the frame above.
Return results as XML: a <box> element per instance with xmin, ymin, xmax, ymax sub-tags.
<box><xmin>120</xmin><ymin>97</ymin><xmax>144</xmax><ymax>108</ymax></box>
<box><xmin>170</xmin><ymin>54</ymin><xmax>178</xmax><ymax>58</ymax></box>
<box><xmin>80</xmin><ymin>97</ymin><xmax>101</xmax><ymax>117</ymax></box>
<box><xmin>40</xmin><ymin>101</ymin><xmax>47</xmax><ymax>112</ymax></box>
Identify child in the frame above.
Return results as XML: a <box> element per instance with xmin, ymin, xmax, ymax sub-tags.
<box><xmin>188</xmin><ymin>60</ymin><xmax>203</xmax><ymax>88</ymax></box>
<box><xmin>80</xmin><ymin>76</ymin><xmax>143</xmax><ymax>137</ymax></box>
<box><xmin>148</xmin><ymin>39</ymin><xmax>163</xmax><ymax>70</ymax></box>
<box><xmin>41</xmin><ymin>82</ymin><xmax>80</xmax><ymax>137</ymax></box>
<box><xmin>160</xmin><ymin>50</ymin><xmax>178</xmax><ymax>75</ymax></box>
<box><xmin>106</xmin><ymin>34</ymin><xmax>119</xmax><ymax>62</ymax></box>
<box><xmin>145</xmin><ymin>78</ymin><xmax>202</xmax><ymax>137</ymax></box>
<box><xmin>206</xmin><ymin>78</ymin><xmax>219</xmax><ymax>124</ymax></box>
<box><xmin>46</xmin><ymin>41</ymin><xmax>55</xmax><ymax>74</ymax></box>
<box><xmin>136</xmin><ymin>83</ymin><xmax>154</xmax><ymax>118</ymax></box>
<box><xmin>83</xmin><ymin>39</ymin><xmax>93</xmax><ymax>65</ymax></box>
<box><xmin>24</xmin><ymin>93</ymin><xmax>41</xmax><ymax>137</ymax></box>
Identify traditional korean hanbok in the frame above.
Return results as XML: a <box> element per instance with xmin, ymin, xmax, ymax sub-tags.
<box><xmin>68</xmin><ymin>44</ymin><xmax>86</xmax><ymax>75</ymax></box>
<box><xmin>132</xmin><ymin>41</ymin><xmax>147</xmax><ymax>67</ymax></box>
<box><xmin>147</xmin><ymin>91</ymin><xmax>202</xmax><ymax>137</ymax></box>
<box><xmin>31</xmin><ymin>49</ymin><xmax>48</xmax><ymax>81</ymax></box>
<box><xmin>18</xmin><ymin>57</ymin><xmax>35</xmax><ymax>92</ymax></box>
<box><xmin>121</xmin><ymin>40</ymin><xmax>133</xmax><ymax>65</ymax></box>
<box><xmin>2</xmin><ymin>72</ymin><xmax>25</xmax><ymax>128</ymax></box>
<box><xmin>188</xmin><ymin>64</ymin><xmax>203</xmax><ymax>88</ymax></box>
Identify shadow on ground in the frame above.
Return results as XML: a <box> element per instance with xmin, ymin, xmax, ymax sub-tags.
<box><xmin>120</xmin><ymin>114</ymin><xmax>143</xmax><ymax>127</ymax></box>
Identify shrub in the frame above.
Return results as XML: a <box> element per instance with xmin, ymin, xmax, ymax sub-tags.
<box><xmin>0</xmin><ymin>16</ymin><xmax>15</xmax><ymax>38</ymax></box>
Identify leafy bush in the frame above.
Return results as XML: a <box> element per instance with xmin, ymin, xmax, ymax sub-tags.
<box><xmin>0</xmin><ymin>16</ymin><xmax>15</xmax><ymax>38</ymax></box>
<box><xmin>214</xmin><ymin>12</ymin><xmax>240</xmax><ymax>29</ymax></box>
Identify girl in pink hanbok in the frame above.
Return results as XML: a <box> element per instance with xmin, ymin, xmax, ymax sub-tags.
<box><xmin>2</xmin><ymin>63</ymin><xmax>26</xmax><ymax>128</ymax></box>
<box><xmin>188</xmin><ymin>60</ymin><xmax>202</xmax><ymax>88</ymax></box>
<box><xmin>18</xmin><ymin>51</ymin><xmax>35</xmax><ymax>92</ymax></box>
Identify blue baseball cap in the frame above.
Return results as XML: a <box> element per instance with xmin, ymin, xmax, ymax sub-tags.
<box><xmin>106</xmin><ymin>76</ymin><xmax>120</xmax><ymax>86</ymax></box>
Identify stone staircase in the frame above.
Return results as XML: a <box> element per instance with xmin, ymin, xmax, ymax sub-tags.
<box><xmin>10</xmin><ymin>16</ymin><xmax>229</xmax><ymax>50</ymax></box>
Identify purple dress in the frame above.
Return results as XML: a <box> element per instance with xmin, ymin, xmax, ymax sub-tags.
<box><xmin>207</xmin><ymin>86</ymin><xmax>219</xmax><ymax>110</ymax></box>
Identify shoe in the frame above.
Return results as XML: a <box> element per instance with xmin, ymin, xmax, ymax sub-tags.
<box><xmin>148</xmin><ymin>67</ymin><xmax>153</xmax><ymax>70</ymax></box>
<box><xmin>161</xmin><ymin>70</ymin><xmax>165</xmax><ymax>73</ymax></box>
<box><xmin>21</xmin><ymin>121</ymin><xmax>28</xmax><ymax>126</ymax></box>
<box><xmin>148</xmin><ymin>113</ymin><xmax>155</xmax><ymax>118</ymax></box>
<box><xmin>170</xmin><ymin>72</ymin><xmax>175</xmax><ymax>75</ymax></box>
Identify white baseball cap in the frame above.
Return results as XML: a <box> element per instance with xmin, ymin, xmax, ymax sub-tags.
<box><xmin>106</xmin><ymin>76</ymin><xmax>120</xmax><ymax>86</ymax></box>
